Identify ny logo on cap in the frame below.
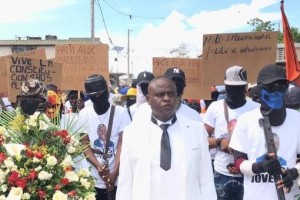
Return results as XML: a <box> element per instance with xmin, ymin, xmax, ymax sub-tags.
<box><xmin>173</xmin><ymin>68</ymin><xmax>180</xmax><ymax>73</ymax></box>
<box><xmin>143</xmin><ymin>73</ymin><xmax>147</xmax><ymax>77</ymax></box>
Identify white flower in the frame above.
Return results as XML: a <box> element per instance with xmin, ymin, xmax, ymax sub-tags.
<box><xmin>39</xmin><ymin>120</ymin><xmax>49</xmax><ymax>130</ymax></box>
<box><xmin>0</xmin><ymin>184</ymin><xmax>7</xmax><ymax>192</ymax></box>
<box><xmin>52</xmin><ymin>190</ymin><xmax>68</xmax><ymax>200</ymax></box>
<box><xmin>4</xmin><ymin>144</ymin><xmax>25</xmax><ymax>156</ymax></box>
<box><xmin>84</xmin><ymin>193</ymin><xmax>96</xmax><ymax>200</ymax></box>
<box><xmin>21</xmin><ymin>193</ymin><xmax>30</xmax><ymax>200</ymax></box>
<box><xmin>77</xmin><ymin>168</ymin><xmax>91</xmax><ymax>177</ymax></box>
<box><xmin>0</xmin><ymin>195</ymin><xmax>6</xmax><ymax>200</ymax></box>
<box><xmin>46</xmin><ymin>156</ymin><xmax>57</xmax><ymax>166</ymax></box>
<box><xmin>64</xmin><ymin>171</ymin><xmax>79</xmax><ymax>182</ymax></box>
<box><xmin>80</xmin><ymin>178</ymin><xmax>91</xmax><ymax>189</ymax></box>
<box><xmin>38</xmin><ymin>171</ymin><xmax>53</xmax><ymax>180</ymax></box>
<box><xmin>60</xmin><ymin>155</ymin><xmax>74</xmax><ymax>168</ymax></box>
<box><xmin>0</xmin><ymin>169</ymin><xmax>5</xmax><ymax>184</ymax></box>
<box><xmin>0</xmin><ymin>126</ymin><xmax>7</xmax><ymax>135</ymax></box>
<box><xmin>7</xmin><ymin>187</ymin><xmax>23</xmax><ymax>200</ymax></box>
<box><xmin>4</xmin><ymin>157</ymin><xmax>16</xmax><ymax>170</ymax></box>
<box><xmin>70</xmin><ymin>136</ymin><xmax>80</xmax><ymax>147</ymax></box>
<box><xmin>67</xmin><ymin>146</ymin><xmax>76</xmax><ymax>154</ymax></box>
<box><xmin>35</xmin><ymin>166</ymin><xmax>42</xmax><ymax>172</ymax></box>
<box><xmin>32</xmin><ymin>157</ymin><xmax>40</xmax><ymax>163</ymax></box>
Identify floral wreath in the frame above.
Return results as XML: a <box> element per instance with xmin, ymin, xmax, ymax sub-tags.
<box><xmin>0</xmin><ymin>108</ymin><xmax>95</xmax><ymax>200</ymax></box>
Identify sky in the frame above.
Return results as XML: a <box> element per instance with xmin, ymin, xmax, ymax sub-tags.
<box><xmin>0</xmin><ymin>0</ymin><xmax>299</xmax><ymax>76</ymax></box>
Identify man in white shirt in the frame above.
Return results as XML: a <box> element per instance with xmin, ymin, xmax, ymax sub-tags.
<box><xmin>204</xmin><ymin>65</ymin><xmax>259</xmax><ymax>200</ymax></box>
<box><xmin>117</xmin><ymin>76</ymin><xmax>216</xmax><ymax>200</ymax></box>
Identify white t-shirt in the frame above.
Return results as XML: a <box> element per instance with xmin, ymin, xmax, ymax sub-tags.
<box><xmin>203</xmin><ymin>99</ymin><xmax>259</xmax><ymax>176</ymax></box>
<box><xmin>79</xmin><ymin>104</ymin><xmax>125</xmax><ymax>189</ymax></box>
<box><xmin>229</xmin><ymin>108</ymin><xmax>300</xmax><ymax>200</ymax></box>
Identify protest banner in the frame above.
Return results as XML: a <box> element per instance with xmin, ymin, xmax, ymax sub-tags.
<box><xmin>202</xmin><ymin>31</ymin><xmax>278</xmax><ymax>86</ymax></box>
<box><xmin>153</xmin><ymin>57</ymin><xmax>205</xmax><ymax>99</ymax></box>
<box><xmin>0</xmin><ymin>48</ymin><xmax>47</xmax><ymax>98</ymax></box>
<box><xmin>8</xmin><ymin>56</ymin><xmax>62</xmax><ymax>102</ymax></box>
<box><xmin>55</xmin><ymin>43</ymin><xmax>109</xmax><ymax>91</ymax></box>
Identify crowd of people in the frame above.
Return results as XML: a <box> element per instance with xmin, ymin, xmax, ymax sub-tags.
<box><xmin>1</xmin><ymin>64</ymin><xmax>300</xmax><ymax>200</ymax></box>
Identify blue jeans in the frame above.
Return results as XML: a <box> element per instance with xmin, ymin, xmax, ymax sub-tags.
<box><xmin>214</xmin><ymin>171</ymin><xmax>244</xmax><ymax>200</ymax></box>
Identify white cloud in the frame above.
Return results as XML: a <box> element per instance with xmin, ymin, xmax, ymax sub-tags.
<box><xmin>0</xmin><ymin>0</ymin><xmax>77</xmax><ymax>23</ymax></box>
<box><xmin>99</xmin><ymin>0</ymin><xmax>281</xmax><ymax>76</ymax></box>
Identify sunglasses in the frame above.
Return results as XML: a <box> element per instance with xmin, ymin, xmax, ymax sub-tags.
<box><xmin>262</xmin><ymin>81</ymin><xmax>289</xmax><ymax>93</ymax></box>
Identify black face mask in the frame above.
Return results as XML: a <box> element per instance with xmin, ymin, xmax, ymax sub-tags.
<box><xmin>20</xmin><ymin>99</ymin><xmax>40</xmax><ymax>115</ymax></box>
<box><xmin>89</xmin><ymin>91</ymin><xmax>110</xmax><ymax>115</ymax></box>
<box><xmin>175</xmin><ymin>82</ymin><xmax>185</xmax><ymax>97</ymax></box>
<box><xmin>126</xmin><ymin>97</ymin><xmax>136</xmax><ymax>108</ymax></box>
<box><xmin>225</xmin><ymin>85</ymin><xmax>246</xmax><ymax>109</ymax></box>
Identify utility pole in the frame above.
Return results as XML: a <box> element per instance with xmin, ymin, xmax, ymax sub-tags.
<box><xmin>127</xmin><ymin>29</ymin><xmax>131</xmax><ymax>83</ymax></box>
<box><xmin>91</xmin><ymin>0</ymin><xmax>95</xmax><ymax>43</ymax></box>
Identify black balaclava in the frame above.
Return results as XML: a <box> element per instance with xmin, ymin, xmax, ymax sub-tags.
<box><xmin>20</xmin><ymin>99</ymin><xmax>39</xmax><ymax>115</ymax></box>
<box><xmin>126</xmin><ymin>96</ymin><xmax>136</xmax><ymax>108</ymax></box>
<box><xmin>225</xmin><ymin>85</ymin><xmax>247</xmax><ymax>109</ymax></box>
<box><xmin>258</xmin><ymin>85</ymin><xmax>287</xmax><ymax>126</ymax></box>
<box><xmin>89</xmin><ymin>90</ymin><xmax>110</xmax><ymax>115</ymax></box>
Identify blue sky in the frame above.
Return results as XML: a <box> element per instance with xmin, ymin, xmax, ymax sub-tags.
<box><xmin>0</xmin><ymin>0</ymin><xmax>299</xmax><ymax>75</ymax></box>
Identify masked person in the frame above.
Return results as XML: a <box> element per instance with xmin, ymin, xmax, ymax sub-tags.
<box><xmin>204</xmin><ymin>65</ymin><xmax>259</xmax><ymax>200</ymax></box>
<box><xmin>120</xmin><ymin>71</ymin><xmax>154</xmax><ymax>123</ymax></box>
<box><xmin>229</xmin><ymin>64</ymin><xmax>300</xmax><ymax>200</ymax></box>
<box><xmin>164</xmin><ymin>67</ymin><xmax>202</xmax><ymax>122</ymax></box>
<box><xmin>79</xmin><ymin>74</ymin><xmax>126</xmax><ymax>200</ymax></box>
<box><xmin>16</xmin><ymin>79</ymin><xmax>48</xmax><ymax>116</ymax></box>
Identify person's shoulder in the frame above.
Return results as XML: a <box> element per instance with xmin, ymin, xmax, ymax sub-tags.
<box><xmin>245</xmin><ymin>99</ymin><xmax>260</xmax><ymax>107</ymax></box>
<box><xmin>178</xmin><ymin>103</ymin><xmax>201</xmax><ymax>119</ymax></box>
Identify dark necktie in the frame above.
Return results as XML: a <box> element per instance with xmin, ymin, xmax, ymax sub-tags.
<box><xmin>151</xmin><ymin>115</ymin><xmax>177</xmax><ymax>171</ymax></box>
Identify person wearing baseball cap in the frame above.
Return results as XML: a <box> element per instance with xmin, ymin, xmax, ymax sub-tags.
<box><xmin>203</xmin><ymin>65</ymin><xmax>259</xmax><ymax>200</ymax></box>
<box><xmin>229</xmin><ymin>64</ymin><xmax>300</xmax><ymax>200</ymax></box>
<box><xmin>164</xmin><ymin>67</ymin><xmax>202</xmax><ymax>122</ymax></box>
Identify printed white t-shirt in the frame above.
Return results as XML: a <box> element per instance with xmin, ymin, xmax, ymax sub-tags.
<box><xmin>79</xmin><ymin>104</ymin><xmax>125</xmax><ymax>189</ymax></box>
<box><xmin>203</xmin><ymin>99</ymin><xmax>259</xmax><ymax>176</ymax></box>
<box><xmin>229</xmin><ymin>108</ymin><xmax>300</xmax><ymax>200</ymax></box>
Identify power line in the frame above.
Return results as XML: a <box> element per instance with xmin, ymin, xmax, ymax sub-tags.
<box><xmin>95</xmin><ymin>0</ymin><xmax>114</xmax><ymax>45</ymax></box>
<box><xmin>102</xmin><ymin>0</ymin><xmax>166</xmax><ymax>20</ymax></box>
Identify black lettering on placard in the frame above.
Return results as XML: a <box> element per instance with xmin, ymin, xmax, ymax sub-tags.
<box><xmin>10</xmin><ymin>57</ymin><xmax>55</xmax><ymax>89</ymax></box>
<box><xmin>153</xmin><ymin>58</ymin><xmax>169</xmax><ymax>67</ymax></box>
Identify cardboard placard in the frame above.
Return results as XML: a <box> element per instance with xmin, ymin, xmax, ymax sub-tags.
<box><xmin>55</xmin><ymin>43</ymin><xmax>109</xmax><ymax>91</ymax></box>
<box><xmin>0</xmin><ymin>57</ymin><xmax>8</xmax><ymax>98</ymax></box>
<box><xmin>153</xmin><ymin>57</ymin><xmax>203</xmax><ymax>99</ymax></box>
<box><xmin>8</xmin><ymin>56</ymin><xmax>62</xmax><ymax>102</ymax></box>
<box><xmin>202</xmin><ymin>31</ymin><xmax>278</xmax><ymax>87</ymax></box>
<box><xmin>0</xmin><ymin>48</ymin><xmax>47</xmax><ymax>98</ymax></box>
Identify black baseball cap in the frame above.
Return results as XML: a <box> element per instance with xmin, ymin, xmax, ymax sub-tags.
<box><xmin>257</xmin><ymin>64</ymin><xmax>287</xmax><ymax>85</ymax></box>
<box><xmin>136</xmin><ymin>71</ymin><xmax>154</xmax><ymax>86</ymax></box>
<box><xmin>84</xmin><ymin>74</ymin><xmax>108</xmax><ymax>95</ymax></box>
<box><xmin>164</xmin><ymin>67</ymin><xmax>185</xmax><ymax>83</ymax></box>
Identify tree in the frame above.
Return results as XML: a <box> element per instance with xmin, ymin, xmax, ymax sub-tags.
<box><xmin>247</xmin><ymin>18</ymin><xmax>275</xmax><ymax>32</ymax></box>
<box><xmin>247</xmin><ymin>18</ymin><xmax>300</xmax><ymax>43</ymax></box>
<box><xmin>169</xmin><ymin>43</ymin><xmax>190</xmax><ymax>58</ymax></box>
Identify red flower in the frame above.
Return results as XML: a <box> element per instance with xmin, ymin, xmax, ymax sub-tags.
<box><xmin>34</xmin><ymin>152</ymin><xmax>44</xmax><ymax>159</ymax></box>
<box><xmin>67</xmin><ymin>190</ymin><xmax>77</xmax><ymax>197</ymax></box>
<box><xmin>60</xmin><ymin>178</ymin><xmax>69</xmax><ymax>186</ymax></box>
<box><xmin>25</xmin><ymin>148</ymin><xmax>34</xmax><ymax>158</ymax></box>
<box><xmin>54</xmin><ymin>184</ymin><xmax>61</xmax><ymax>190</ymax></box>
<box><xmin>38</xmin><ymin>190</ymin><xmax>46</xmax><ymax>199</ymax></box>
<box><xmin>8</xmin><ymin>171</ymin><xmax>20</xmax><ymax>185</ymax></box>
<box><xmin>16</xmin><ymin>177</ymin><xmax>27</xmax><ymax>189</ymax></box>
<box><xmin>28</xmin><ymin>169</ymin><xmax>37</xmax><ymax>180</ymax></box>
<box><xmin>0</xmin><ymin>152</ymin><xmax>7</xmax><ymax>163</ymax></box>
